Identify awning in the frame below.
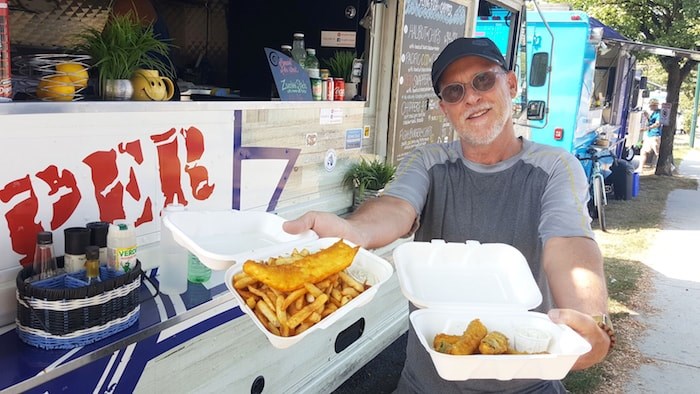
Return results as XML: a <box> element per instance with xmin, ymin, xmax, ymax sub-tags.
<box><xmin>590</xmin><ymin>17</ymin><xmax>700</xmax><ymax>61</ymax></box>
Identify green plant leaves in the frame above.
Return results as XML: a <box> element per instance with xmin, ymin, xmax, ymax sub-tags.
<box><xmin>323</xmin><ymin>50</ymin><xmax>356</xmax><ymax>82</ymax></box>
<box><xmin>343</xmin><ymin>158</ymin><xmax>397</xmax><ymax>194</ymax></box>
<box><xmin>75</xmin><ymin>11</ymin><xmax>175</xmax><ymax>95</ymax></box>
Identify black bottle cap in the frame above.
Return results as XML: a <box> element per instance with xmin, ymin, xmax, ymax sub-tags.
<box><xmin>64</xmin><ymin>227</ymin><xmax>91</xmax><ymax>255</ymax></box>
<box><xmin>85</xmin><ymin>245</ymin><xmax>100</xmax><ymax>260</ymax></box>
<box><xmin>37</xmin><ymin>231</ymin><xmax>53</xmax><ymax>245</ymax></box>
<box><xmin>86</xmin><ymin>221</ymin><xmax>109</xmax><ymax>247</ymax></box>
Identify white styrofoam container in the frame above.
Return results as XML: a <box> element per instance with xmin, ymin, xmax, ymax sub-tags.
<box><xmin>394</xmin><ymin>240</ymin><xmax>591</xmax><ymax>381</ymax></box>
<box><xmin>225</xmin><ymin>237</ymin><xmax>394</xmax><ymax>348</ymax></box>
<box><xmin>162</xmin><ymin>210</ymin><xmax>318</xmax><ymax>270</ymax></box>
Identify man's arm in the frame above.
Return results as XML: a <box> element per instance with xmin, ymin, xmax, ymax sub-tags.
<box><xmin>543</xmin><ymin>236</ymin><xmax>612</xmax><ymax>370</ymax></box>
<box><xmin>283</xmin><ymin>195</ymin><xmax>416</xmax><ymax>249</ymax></box>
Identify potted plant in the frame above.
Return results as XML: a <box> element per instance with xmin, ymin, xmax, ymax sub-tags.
<box><xmin>343</xmin><ymin>157</ymin><xmax>397</xmax><ymax>210</ymax></box>
<box><xmin>324</xmin><ymin>50</ymin><xmax>359</xmax><ymax>99</ymax></box>
<box><xmin>75</xmin><ymin>11</ymin><xmax>174</xmax><ymax>100</ymax></box>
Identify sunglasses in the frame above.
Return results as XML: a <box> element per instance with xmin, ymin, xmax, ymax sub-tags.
<box><xmin>438</xmin><ymin>70</ymin><xmax>506</xmax><ymax>104</ymax></box>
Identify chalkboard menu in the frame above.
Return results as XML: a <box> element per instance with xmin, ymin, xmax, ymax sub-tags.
<box><xmin>388</xmin><ymin>0</ymin><xmax>468</xmax><ymax>163</ymax></box>
<box><xmin>265</xmin><ymin>48</ymin><xmax>312</xmax><ymax>101</ymax></box>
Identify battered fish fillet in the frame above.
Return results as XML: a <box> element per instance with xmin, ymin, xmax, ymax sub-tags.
<box><xmin>478</xmin><ymin>331</ymin><xmax>509</xmax><ymax>355</ymax></box>
<box><xmin>242</xmin><ymin>239</ymin><xmax>360</xmax><ymax>292</ymax></box>
<box><xmin>433</xmin><ymin>318</ymin><xmax>488</xmax><ymax>355</ymax></box>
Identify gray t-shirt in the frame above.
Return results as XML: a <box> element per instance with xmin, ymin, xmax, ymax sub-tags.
<box><xmin>384</xmin><ymin>138</ymin><xmax>594</xmax><ymax>393</ymax></box>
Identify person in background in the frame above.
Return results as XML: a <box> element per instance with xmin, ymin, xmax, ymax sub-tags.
<box><xmin>637</xmin><ymin>98</ymin><xmax>662</xmax><ymax>172</ymax></box>
<box><xmin>283</xmin><ymin>37</ymin><xmax>613</xmax><ymax>393</ymax></box>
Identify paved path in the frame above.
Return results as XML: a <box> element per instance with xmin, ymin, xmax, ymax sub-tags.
<box><xmin>625</xmin><ymin>147</ymin><xmax>700</xmax><ymax>393</ymax></box>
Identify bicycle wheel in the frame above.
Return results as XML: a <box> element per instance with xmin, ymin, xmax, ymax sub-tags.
<box><xmin>593</xmin><ymin>175</ymin><xmax>607</xmax><ymax>231</ymax></box>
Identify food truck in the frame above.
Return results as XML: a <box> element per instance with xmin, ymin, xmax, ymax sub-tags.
<box><xmin>0</xmin><ymin>0</ymin><xmax>526</xmax><ymax>392</ymax></box>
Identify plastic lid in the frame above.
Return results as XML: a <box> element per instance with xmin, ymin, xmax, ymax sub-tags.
<box><xmin>64</xmin><ymin>227</ymin><xmax>91</xmax><ymax>255</ymax></box>
<box><xmin>37</xmin><ymin>231</ymin><xmax>53</xmax><ymax>245</ymax></box>
<box><xmin>281</xmin><ymin>45</ymin><xmax>292</xmax><ymax>50</ymax></box>
<box><xmin>86</xmin><ymin>221</ymin><xmax>109</xmax><ymax>247</ymax></box>
<box><xmin>306</xmin><ymin>48</ymin><xmax>316</xmax><ymax>55</ymax></box>
<box><xmin>293</xmin><ymin>32</ymin><xmax>304</xmax><ymax>38</ymax></box>
<box><xmin>394</xmin><ymin>240</ymin><xmax>542</xmax><ymax>311</ymax></box>
<box><xmin>85</xmin><ymin>245</ymin><xmax>100</xmax><ymax>260</ymax></box>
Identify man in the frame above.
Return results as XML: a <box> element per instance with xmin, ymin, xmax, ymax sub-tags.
<box><xmin>637</xmin><ymin>98</ymin><xmax>662</xmax><ymax>172</ymax></box>
<box><xmin>284</xmin><ymin>38</ymin><xmax>613</xmax><ymax>392</ymax></box>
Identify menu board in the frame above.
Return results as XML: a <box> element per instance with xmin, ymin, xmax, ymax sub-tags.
<box><xmin>388</xmin><ymin>0</ymin><xmax>468</xmax><ymax>163</ymax></box>
<box><xmin>265</xmin><ymin>48</ymin><xmax>312</xmax><ymax>101</ymax></box>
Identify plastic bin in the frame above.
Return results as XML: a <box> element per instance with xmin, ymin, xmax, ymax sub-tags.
<box><xmin>607</xmin><ymin>160</ymin><xmax>634</xmax><ymax>200</ymax></box>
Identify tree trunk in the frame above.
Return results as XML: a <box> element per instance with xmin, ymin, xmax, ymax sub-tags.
<box><xmin>655</xmin><ymin>58</ymin><xmax>697</xmax><ymax>176</ymax></box>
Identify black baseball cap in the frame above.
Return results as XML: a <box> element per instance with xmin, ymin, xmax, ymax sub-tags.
<box><xmin>431</xmin><ymin>37</ymin><xmax>507</xmax><ymax>95</ymax></box>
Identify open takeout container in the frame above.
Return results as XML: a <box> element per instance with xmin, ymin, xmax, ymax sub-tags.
<box><xmin>225</xmin><ymin>236</ymin><xmax>394</xmax><ymax>348</ymax></box>
<box><xmin>393</xmin><ymin>240</ymin><xmax>591</xmax><ymax>381</ymax></box>
<box><xmin>163</xmin><ymin>210</ymin><xmax>318</xmax><ymax>270</ymax></box>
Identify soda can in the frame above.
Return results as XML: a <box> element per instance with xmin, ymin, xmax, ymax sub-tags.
<box><xmin>320</xmin><ymin>68</ymin><xmax>330</xmax><ymax>80</ymax></box>
<box><xmin>325</xmin><ymin>78</ymin><xmax>334</xmax><ymax>101</ymax></box>
<box><xmin>310</xmin><ymin>78</ymin><xmax>322</xmax><ymax>101</ymax></box>
<box><xmin>321</xmin><ymin>78</ymin><xmax>327</xmax><ymax>101</ymax></box>
<box><xmin>333</xmin><ymin>78</ymin><xmax>345</xmax><ymax>101</ymax></box>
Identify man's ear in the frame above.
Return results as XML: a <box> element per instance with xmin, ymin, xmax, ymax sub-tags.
<box><xmin>438</xmin><ymin>97</ymin><xmax>448</xmax><ymax>115</ymax></box>
<box><xmin>507</xmin><ymin>71</ymin><xmax>518</xmax><ymax>99</ymax></box>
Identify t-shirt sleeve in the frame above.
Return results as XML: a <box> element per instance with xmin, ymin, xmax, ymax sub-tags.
<box><xmin>382</xmin><ymin>146</ymin><xmax>435</xmax><ymax>215</ymax></box>
<box><xmin>537</xmin><ymin>150</ymin><xmax>595</xmax><ymax>243</ymax></box>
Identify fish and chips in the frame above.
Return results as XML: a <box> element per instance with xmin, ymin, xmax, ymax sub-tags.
<box><xmin>233</xmin><ymin>239</ymin><xmax>369</xmax><ymax>337</ymax></box>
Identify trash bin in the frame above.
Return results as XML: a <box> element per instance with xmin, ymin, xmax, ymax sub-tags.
<box><xmin>607</xmin><ymin>159</ymin><xmax>634</xmax><ymax>200</ymax></box>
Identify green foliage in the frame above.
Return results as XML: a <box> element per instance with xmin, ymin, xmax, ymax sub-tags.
<box><xmin>343</xmin><ymin>158</ymin><xmax>397</xmax><ymax>195</ymax></box>
<box><xmin>323</xmin><ymin>50</ymin><xmax>356</xmax><ymax>82</ymax></box>
<box><xmin>76</xmin><ymin>11</ymin><xmax>175</xmax><ymax>94</ymax></box>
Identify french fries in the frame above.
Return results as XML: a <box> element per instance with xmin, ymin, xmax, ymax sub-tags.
<box><xmin>232</xmin><ymin>242</ymin><xmax>370</xmax><ymax>337</ymax></box>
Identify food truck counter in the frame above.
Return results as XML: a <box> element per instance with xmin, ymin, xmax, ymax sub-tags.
<box><xmin>1</xmin><ymin>260</ymin><xmax>407</xmax><ymax>393</ymax></box>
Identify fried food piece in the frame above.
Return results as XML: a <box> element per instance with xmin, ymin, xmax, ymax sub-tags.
<box><xmin>433</xmin><ymin>333</ymin><xmax>462</xmax><ymax>353</ymax></box>
<box><xmin>479</xmin><ymin>331</ymin><xmax>509</xmax><ymax>355</ymax></box>
<box><xmin>433</xmin><ymin>318</ymin><xmax>488</xmax><ymax>355</ymax></box>
<box><xmin>243</xmin><ymin>240</ymin><xmax>360</xmax><ymax>292</ymax></box>
<box><xmin>449</xmin><ymin>319</ymin><xmax>488</xmax><ymax>355</ymax></box>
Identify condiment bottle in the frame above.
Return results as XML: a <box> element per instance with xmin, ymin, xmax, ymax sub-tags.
<box><xmin>31</xmin><ymin>231</ymin><xmax>57</xmax><ymax>280</ymax></box>
<box><xmin>107</xmin><ymin>221</ymin><xmax>137</xmax><ymax>272</ymax></box>
<box><xmin>160</xmin><ymin>201</ymin><xmax>188</xmax><ymax>295</ymax></box>
<box><xmin>84</xmin><ymin>245</ymin><xmax>101</xmax><ymax>285</ymax></box>
<box><xmin>64</xmin><ymin>227</ymin><xmax>90</xmax><ymax>273</ymax></box>
<box><xmin>187</xmin><ymin>252</ymin><xmax>211</xmax><ymax>283</ymax></box>
<box><xmin>86</xmin><ymin>221</ymin><xmax>110</xmax><ymax>265</ymax></box>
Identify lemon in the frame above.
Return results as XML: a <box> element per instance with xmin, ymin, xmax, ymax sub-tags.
<box><xmin>37</xmin><ymin>75</ymin><xmax>75</xmax><ymax>101</ymax></box>
<box><xmin>55</xmin><ymin>62</ymin><xmax>89</xmax><ymax>89</ymax></box>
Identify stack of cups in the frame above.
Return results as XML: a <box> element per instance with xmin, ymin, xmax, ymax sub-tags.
<box><xmin>160</xmin><ymin>202</ymin><xmax>188</xmax><ymax>295</ymax></box>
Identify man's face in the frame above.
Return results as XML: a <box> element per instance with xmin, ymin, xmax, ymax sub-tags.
<box><xmin>437</xmin><ymin>56</ymin><xmax>517</xmax><ymax>146</ymax></box>
<box><xmin>649</xmin><ymin>102</ymin><xmax>659</xmax><ymax>111</ymax></box>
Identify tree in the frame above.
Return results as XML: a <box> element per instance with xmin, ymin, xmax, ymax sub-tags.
<box><xmin>553</xmin><ymin>0</ymin><xmax>700</xmax><ymax>175</ymax></box>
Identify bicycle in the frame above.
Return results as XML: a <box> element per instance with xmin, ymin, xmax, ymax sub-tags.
<box><xmin>576</xmin><ymin>147</ymin><xmax>615</xmax><ymax>232</ymax></box>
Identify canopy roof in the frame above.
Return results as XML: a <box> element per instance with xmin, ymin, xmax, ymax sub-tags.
<box><xmin>590</xmin><ymin>17</ymin><xmax>700</xmax><ymax>61</ymax></box>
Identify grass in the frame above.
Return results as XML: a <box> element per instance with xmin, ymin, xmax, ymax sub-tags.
<box><xmin>562</xmin><ymin>137</ymin><xmax>698</xmax><ymax>393</ymax></box>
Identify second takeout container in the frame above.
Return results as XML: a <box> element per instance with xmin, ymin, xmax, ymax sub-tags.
<box><xmin>225</xmin><ymin>237</ymin><xmax>393</xmax><ymax>348</ymax></box>
<box><xmin>163</xmin><ymin>210</ymin><xmax>318</xmax><ymax>271</ymax></box>
<box><xmin>393</xmin><ymin>240</ymin><xmax>591</xmax><ymax>381</ymax></box>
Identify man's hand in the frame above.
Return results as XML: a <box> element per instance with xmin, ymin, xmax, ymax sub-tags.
<box><xmin>282</xmin><ymin>211</ymin><xmax>369</xmax><ymax>247</ymax></box>
<box><xmin>548</xmin><ymin>308</ymin><xmax>611</xmax><ymax>370</ymax></box>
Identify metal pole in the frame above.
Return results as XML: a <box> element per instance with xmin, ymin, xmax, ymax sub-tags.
<box><xmin>690</xmin><ymin>64</ymin><xmax>700</xmax><ymax>148</ymax></box>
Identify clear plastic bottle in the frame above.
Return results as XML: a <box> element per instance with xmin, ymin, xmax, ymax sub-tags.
<box><xmin>305</xmin><ymin>48</ymin><xmax>320</xmax><ymax>79</ymax></box>
<box><xmin>291</xmin><ymin>33</ymin><xmax>307</xmax><ymax>65</ymax></box>
<box><xmin>32</xmin><ymin>231</ymin><xmax>57</xmax><ymax>280</ymax></box>
<box><xmin>187</xmin><ymin>252</ymin><xmax>211</xmax><ymax>283</ymax></box>
<box><xmin>84</xmin><ymin>245</ymin><xmax>101</xmax><ymax>285</ymax></box>
<box><xmin>160</xmin><ymin>202</ymin><xmax>188</xmax><ymax>295</ymax></box>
